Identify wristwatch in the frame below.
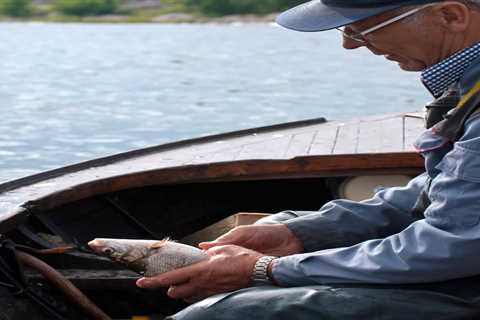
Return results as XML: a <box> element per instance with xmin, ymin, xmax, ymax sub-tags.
<box><xmin>251</xmin><ymin>255</ymin><xmax>277</xmax><ymax>285</ymax></box>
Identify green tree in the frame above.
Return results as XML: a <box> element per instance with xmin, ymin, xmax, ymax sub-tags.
<box><xmin>183</xmin><ymin>0</ymin><xmax>306</xmax><ymax>16</ymax></box>
<box><xmin>0</xmin><ymin>0</ymin><xmax>32</xmax><ymax>17</ymax></box>
<box><xmin>54</xmin><ymin>0</ymin><xmax>119</xmax><ymax>16</ymax></box>
<box><xmin>200</xmin><ymin>0</ymin><xmax>256</xmax><ymax>16</ymax></box>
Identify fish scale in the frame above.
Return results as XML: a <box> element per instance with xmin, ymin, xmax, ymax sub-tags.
<box><xmin>145</xmin><ymin>250</ymin><xmax>187</xmax><ymax>276</ymax></box>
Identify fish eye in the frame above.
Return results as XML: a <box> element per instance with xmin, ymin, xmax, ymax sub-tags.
<box><xmin>102</xmin><ymin>247</ymin><xmax>114</xmax><ymax>255</ymax></box>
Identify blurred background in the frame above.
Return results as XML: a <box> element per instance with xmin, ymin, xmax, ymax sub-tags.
<box><xmin>0</xmin><ymin>0</ymin><xmax>304</xmax><ymax>22</ymax></box>
<box><xmin>0</xmin><ymin>0</ymin><xmax>430</xmax><ymax>182</ymax></box>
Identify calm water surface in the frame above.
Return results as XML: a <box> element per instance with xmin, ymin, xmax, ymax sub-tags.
<box><xmin>0</xmin><ymin>22</ymin><xmax>430</xmax><ymax>182</ymax></box>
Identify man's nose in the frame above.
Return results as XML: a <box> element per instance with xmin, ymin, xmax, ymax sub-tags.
<box><xmin>342</xmin><ymin>37</ymin><xmax>365</xmax><ymax>50</ymax></box>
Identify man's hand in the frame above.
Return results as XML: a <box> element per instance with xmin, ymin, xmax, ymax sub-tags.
<box><xmin>199</xmin><ymin>224</ymin><xmax>303</xmax><ymax>256</ymax></box>
<box><xmin>136</xmin><ymin>245</ymin><xmax>263</xmax><ymax>300</ymax></box>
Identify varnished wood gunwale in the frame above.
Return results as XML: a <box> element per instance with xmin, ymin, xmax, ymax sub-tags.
<box><xmin>0</xmin><ymin>152</ymin><xmax>423</xmax><ymax>233</ymax></box>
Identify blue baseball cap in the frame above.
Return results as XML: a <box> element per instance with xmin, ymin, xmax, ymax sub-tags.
<box><xmin>276</xmin><ymin>0</ymin><xmax>440</xmax><ymax>32</ymax></box>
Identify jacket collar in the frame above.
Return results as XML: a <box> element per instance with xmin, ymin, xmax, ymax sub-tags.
<box><xmin>421</xmin><ymin>42</ymin><xmax>480</xmax><ymax>98</ymax></box>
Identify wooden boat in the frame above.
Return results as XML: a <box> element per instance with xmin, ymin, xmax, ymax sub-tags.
<box><xmin>0</xmin><ymin>113</ymin><xmax>425</xmax><ymax>319</ymax></box>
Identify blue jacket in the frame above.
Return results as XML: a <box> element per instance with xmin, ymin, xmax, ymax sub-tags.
<box><xmin>271</xmin><ymin>56</ymin><xmax>480</xmax><ymax>286</ymax></box>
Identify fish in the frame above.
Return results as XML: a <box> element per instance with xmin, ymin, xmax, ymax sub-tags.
<box><xmin>88</xmin><ymin>238</ymin><xmax>208</xmax><ymax>277</ymax></box>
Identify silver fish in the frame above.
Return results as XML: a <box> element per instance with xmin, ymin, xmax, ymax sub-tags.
<box><xmin>88</xmin><ymin>238</ymin><xmax>208</xmax><ymax>277</ymax></box>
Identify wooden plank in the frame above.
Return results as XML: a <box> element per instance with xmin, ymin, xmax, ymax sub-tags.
<box><xmin>235</xmin><ymin>135</ymin><xmax>292</xmax><ymax>160</ymax></box>
<box><xmin>183</xmin><ymin>147</ymin><xmax>241</xmax><ymax>165</ymax></box>
<box><xmin>284</xmin><ymin>131</ymin><xmax>317</xmax><ymax>158</ymax></box>
<box><xmin>357</xmin><ymin>120</ymin><xmax>382</xmax><ymax>153</ymax></box>
<box><xmin>179</xmin><ymin>135</ymin><xmax>270</xmax><ymax>155</ymax></box>
<box><xmin>207</xmin><ymin>151</ymin><xmax>240</xmax><ymax>162</ymax></box>
<box><xmin>161</xmin><ymin>124</ymin><xmax>328</xmax><ymax>160</ymax></box>
<box><xmin>357</xmin><ymin>117</ymin><xmax>404</xmax><ymax>153</ymax></box>
<box><xmin>135</xmin><ymin>126</ymin><xmax>324</xmax><ymax>166</ymax></box>
<box><xmin>308</xmin><ymin>124</ymin><xmax>339</xmax><ymax>155</ymax></box>
<box><xmin>332</xmin><ymin>122</ymin><xmax>359</xmax><ymax>154</ymax></box>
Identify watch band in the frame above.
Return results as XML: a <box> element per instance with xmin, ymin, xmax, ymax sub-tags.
<box><xmin>251</xmin><ymin>255</ymin><xmax>277</xmax><ymax>284</ymax></box>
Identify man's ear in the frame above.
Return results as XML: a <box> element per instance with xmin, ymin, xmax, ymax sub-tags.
<box><xmin>433</xmin><ymin>2</ymin><xmax>471</xmax><ymax>33</ymax></box>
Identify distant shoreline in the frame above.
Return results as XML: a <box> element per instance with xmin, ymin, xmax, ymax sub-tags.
<box><xmin>0</xmin><ymin>12</ymin><xmax>278</xmax><ymax>24</ymax></box>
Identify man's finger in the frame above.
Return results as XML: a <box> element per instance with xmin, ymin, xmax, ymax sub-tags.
<box><xmin>167</xmin><ymin>283</ymin><xmax>200</xmax><ymax>299</ymax></box>
<box><xmin>136</xmin><ymin>273</ymin><xmax>188</xmax><ymax>288</ymax></box>
<box><xmin>199</xmin><ymin>235</ymin><xmax>230</xmax><ymax>249</ymax></box>
<box><xmin>199</xmin><ymin>238</ymin><xmax>230</xmax><ymax>249</ymax></box>
<box><xmin>198</xmin><ymin>241</ymin><xmax>217</xmax><ymax>249</ymax></box>
<box><xmin>199</xmin><ymin>229</ymin><xmax>242</xmax><ymax>249</ymax></box>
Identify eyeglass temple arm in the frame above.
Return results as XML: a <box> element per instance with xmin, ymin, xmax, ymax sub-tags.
<box><xmin>360</xmin><ymin>3</ymin><xmax>435</xmax><ymax>36</ymax></box>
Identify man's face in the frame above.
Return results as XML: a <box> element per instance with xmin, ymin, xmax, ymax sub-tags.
<box><xmin>342</xmin><ymin>8</ymin><xmax>441</xmax><ymax>71</ymax></box>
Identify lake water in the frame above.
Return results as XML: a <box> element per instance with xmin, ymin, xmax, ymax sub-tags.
<box><xmin>0</xmin><ymin>22</ymin><xmax>430</xmax><ymax>183</ymax></box>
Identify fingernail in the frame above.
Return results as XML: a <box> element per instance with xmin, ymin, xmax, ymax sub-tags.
<box><xmin>167</xmin><ymin>286</ymin><xmax>176</xmax><ymax>297</ymax></box>
<box><xmin>198</xmin><ymin>242</ymin><xmax>210</xmax><ymax>249</ymax></box>
<box><xmin>136</xmin><ymin>278</ymin><xmax>147</xmax><ymax>287</ymax></box>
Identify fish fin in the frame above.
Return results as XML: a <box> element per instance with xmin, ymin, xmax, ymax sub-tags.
<box><xmin>150</xmin><ymin>237</ymin><xmax>176</xmax><ymax>249</ymax></box>
<box><xmin>150</xmin><ymin>239</ymin><xmax>168</xmax><ymax>249</ymax></box>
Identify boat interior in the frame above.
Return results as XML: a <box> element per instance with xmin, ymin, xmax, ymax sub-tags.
<box><xmin>1</xmin><ymin>171</ymin><xmax>421</xmax><ymax>319</ymax></box>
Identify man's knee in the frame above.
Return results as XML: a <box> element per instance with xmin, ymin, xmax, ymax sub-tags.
<box><xmin>167</xmin><ymin>287</ymin><xmax>281</xmax><ymax>320</ymax></box>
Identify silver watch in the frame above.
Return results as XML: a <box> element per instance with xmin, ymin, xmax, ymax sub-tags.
<box><xmin>251</xmin><ymin>255</ymin><xmax>277</xmax><ymax>284</ymax></box>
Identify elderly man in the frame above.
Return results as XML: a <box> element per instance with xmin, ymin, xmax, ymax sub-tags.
<box><xmin>137</xmin><ymin>0</ymin><xmax>480</xmax><ymax>318</ymax></box>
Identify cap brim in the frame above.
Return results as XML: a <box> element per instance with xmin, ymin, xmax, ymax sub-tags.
<box><xmin>276</xmin><ymin>0</ymin><xmax>403</xmax><ymax>32</ymax></box>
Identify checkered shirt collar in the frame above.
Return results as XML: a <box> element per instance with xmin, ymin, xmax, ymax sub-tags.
<box><xmin>421</xmin><ymin>42</ymin><xmax>480</xmax><ymax>98</ymax></box>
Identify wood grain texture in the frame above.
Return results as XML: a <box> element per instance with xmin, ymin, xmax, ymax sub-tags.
<box><xmin>308</xmin><ymin>124</ymin><xmax>339</xmax><ymax>155</ymax></box>
<box><xmin>333</xmin><ymin>122</ymin><xmax>359</xmax><ymax>154</ymax></box>
<box><xmin>357</xmin><ymin>117</ymin><xmax>404</xmax><ymax>153</ymax></box>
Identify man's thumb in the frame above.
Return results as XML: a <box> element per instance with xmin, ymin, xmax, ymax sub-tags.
<box><xmin>198</xmin><ymin>241</ymin><xmax>217</xmax><ymax>249</ymax></box>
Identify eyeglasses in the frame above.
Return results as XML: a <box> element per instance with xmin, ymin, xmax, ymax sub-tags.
<box><xmin>336</xmin><ymin>3</ymin><xmax>437</xmax><ymax>43</ymax></box>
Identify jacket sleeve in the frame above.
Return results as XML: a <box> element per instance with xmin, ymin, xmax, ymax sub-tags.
<box><xmin>272</xmin><ymin>116</ymin><xmax>480</xmax><ymax>286</ymax></box>
<box><xmin>275</xmin><ymin>174</ymin><xmax>426</xmax><ymax>252</ymax></box>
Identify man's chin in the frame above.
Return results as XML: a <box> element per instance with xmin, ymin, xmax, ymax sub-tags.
<box><xmin>384</xmin><ymin>55</ymin><xmax>424</xmax><ymax>72</ymax></box>
<box><xmin>396</xmin><ymin>61</ymin><xmax>425</xmax><ymax>72</ymax></box>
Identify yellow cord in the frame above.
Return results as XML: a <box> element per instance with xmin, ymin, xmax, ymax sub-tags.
<box><xmin>458</xmin><ymin>81</ymin><xmax>480</xmax><ymax>108</ymax></box>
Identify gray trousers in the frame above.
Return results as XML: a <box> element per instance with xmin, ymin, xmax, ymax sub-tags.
<box><xmin>169</xmin><ymin>280</ymin><xmax>480</xmax><ymax>320</ymax></box>
<box><xmin>168</xmin><ymin>212</ymin><xmax>480</xmax><ymax>319</ymax></box>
